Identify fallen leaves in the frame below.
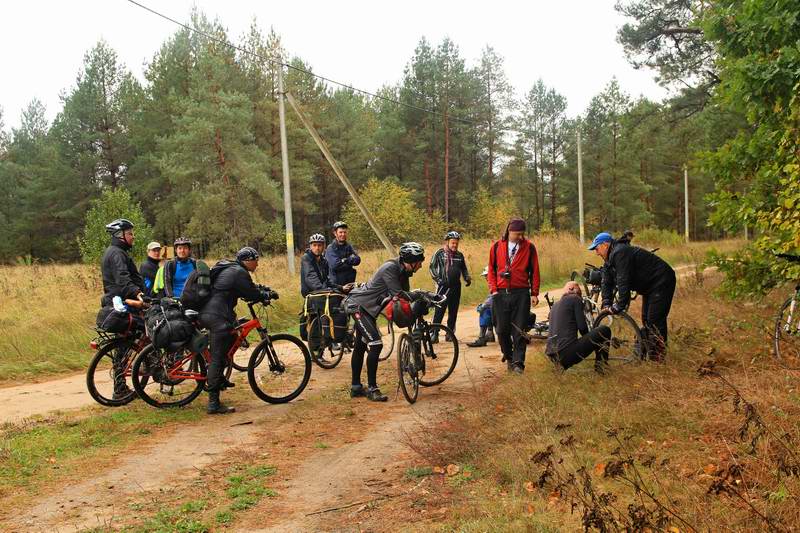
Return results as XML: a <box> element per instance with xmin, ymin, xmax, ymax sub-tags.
<box><xmin>446</xmin><ymin>464</ymin><xmax>460</xmax><ymax>476</ymax></box>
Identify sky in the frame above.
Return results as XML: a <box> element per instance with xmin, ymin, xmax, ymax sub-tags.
<box><xmin>0</xmin><ymin>0</ymin><xmax>668</xmax><ymax>131</ymax></box>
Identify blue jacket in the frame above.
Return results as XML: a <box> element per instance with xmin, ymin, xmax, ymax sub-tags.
<box><xmin>324</xmin><ymin>241</ymin><xmax>361</xmax><ymax>285</ymax></box>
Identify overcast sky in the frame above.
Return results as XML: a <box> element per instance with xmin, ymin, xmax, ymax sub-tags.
<box><xmin>0</xmin><ymin>0</ymin><xmax>668</xmax><ymax>131</ymax></box>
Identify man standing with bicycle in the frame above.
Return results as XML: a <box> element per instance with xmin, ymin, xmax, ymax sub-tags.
<box><xmin>343</xmin><ymin>242</ymin><xmax>426</xmax><ymax>402</ymax></box>
<box><xmin>200</xmin><ymin>247</ymin><xmax>275</xmax><ymax>414</ymax></box>
<box><xmin>429</xmin><ymin>231</ymin><xmax>471</xmax><ymax>343</ymax></box>
<box><xmin>487</xmin><ymin>218</ymin><xmax>541</xmax><ymax>374</ymax></box>
<box><xmin>589</xmin><ymin>232</ymin><xmax>676</xmax><ymax>362</ymax></box>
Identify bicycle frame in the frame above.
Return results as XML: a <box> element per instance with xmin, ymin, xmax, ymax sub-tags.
<box><xmin>782</xmin><ymin>286</ymin><xmax>800</xmax><ymax>334</ymax></box>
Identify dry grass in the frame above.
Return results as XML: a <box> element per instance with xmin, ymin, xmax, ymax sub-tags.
<box><xmin>402</xmin><ymin>273</ymin><xmax>800</xmax><ymax>531</ymax></box>
<box><xmin>0</xmin><ymin>234</ymin><xmax>741</xmax><ymax>383</ymax></box>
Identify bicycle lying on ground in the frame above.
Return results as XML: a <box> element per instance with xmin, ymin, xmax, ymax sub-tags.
<box><xmin>773</xmin><ymin>253</ymin><xmax>800</xmax><ymax>369</ymax></box>
<box><xmin>397</xmin><ymin>290</ymin><xmax>459</xmax><ymax>404</ymax></box>
<box><xmin>131</xmin><ymin>292</ymin><xmax>311</xmax><ymax>408</ymax></box>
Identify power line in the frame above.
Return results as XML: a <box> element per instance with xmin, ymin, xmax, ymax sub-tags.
<box><xmin>124</xmin><ymin>0</ymin><xmax>542</xmax><ymax>136</ymax></box>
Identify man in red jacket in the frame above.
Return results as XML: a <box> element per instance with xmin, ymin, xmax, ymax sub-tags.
<box><xmin>487</xmin><ymin>218</ymin><xmax>541</xmax><ymax>373</ymax></box>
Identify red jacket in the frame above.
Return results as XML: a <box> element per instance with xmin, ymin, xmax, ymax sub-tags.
<box><xmin>487</xmin><ymin>238</ymin><xmax>540</xmax><ymax>295</ymax></box>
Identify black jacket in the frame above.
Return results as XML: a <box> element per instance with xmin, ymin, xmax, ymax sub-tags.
<box><xmin>345</xmin><ymin>258</ymin><xmax>411</xmax><ymax>318</ymax></box>
<box><xmin>300</xmin><ymin>250</ymin><xmax>339</xmax><ymax>297</ymax></box>
<box><xmin>100</xmin><ymin>237</ymin><xmax>144</xmax><ymax>307</ymax></box>
<box><xmin>325</xmin><ymin>241</ymin><xmax>361</xmax><ymax>285</ymax></box>
<box><xmin>429</xmin><ymin>248</ymin><xmax>470</xmax><ymax>288</ymax></box>
<box><xmin>546</xmin><ymin>294</ymin><xmax>589</xmax><ymax>355</ymax></box>
<box><xmin>139</xmin><ymin>256</ymin><xmax>160</xmax><ymax>296</ymax></box>
<box><xmin>200</xmin><ymin>260</ymin><xmax>264</xmax><ymax>324</ymax></box>
<box><xmin>601</xmin><ymin>240</ymin><xmax>676</xmax><ymax>310</ymax></box>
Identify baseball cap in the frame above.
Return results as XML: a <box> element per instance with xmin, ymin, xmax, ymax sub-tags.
<box><xmin>588</xmin><ymin>232</ymin><xmax>613</xmax><ymax>251</ymax></box>
<box><xmin>147</xmin><ymin>241</ymin><xmax>162</xmax><ymax>251</ymax></box>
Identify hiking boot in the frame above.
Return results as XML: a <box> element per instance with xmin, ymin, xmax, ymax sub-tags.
<box><xmin>366</xmin><ymin>387</ymin><xmax>388</xmax><ymax>402</ymax></box>
<box><xmin>350</xmin><ymin>384</ymin><xmax>368</xmax><ymax>398</ymax></box>
<box><xmin>207</xmin><ymin>390</ymin><xmax>236</xmax><ymax>414</ymax></box>
<box><xmin>112</xmin><ymin>385</ymin><xmax>133</xmax><ymax>401</ymax></box>
<box><xmin>511</xmin><ymin>363</ymin><xmax>524</xmax><ymax>374</ymax></box>
<box><xmin>467</xmin><ymin>336</ymin><xmax>488</xmax><ymax>348</ymax></box>
<box><xmin>221</xmin><ymin>378</ymin><xmax>236</xmax><ymax>390</ymax></box>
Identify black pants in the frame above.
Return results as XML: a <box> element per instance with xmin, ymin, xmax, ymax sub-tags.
<box><xmin>200</xmin><ymin>315</ymin><xmax>235</xmax><ymax>392</ymax></box>
<box><xmin>433</xmin><ymin>284</ymin><xmax>461</xmax><ymax>333</ymax></box>
<box><xmin>641</xmin><ymin>273</ymin><xmax>676</xmax><ymax>360</ymax></box>
<box><xmin>550</xmin><ymin>326</ymin><xmax>611</xmax><ymax>370</ymax></box>
<box><xmin>350</xmin><ymin>308</ymin><xmax>382</xmax><ymax>389</ymax></box>
<box><xmin>493</xmin><ymin>288</ymin><xmax>531</xmax><ymax>368</ymax></box>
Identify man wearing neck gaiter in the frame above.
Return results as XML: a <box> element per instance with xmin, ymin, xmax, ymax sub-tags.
<box><xmin>429</xmin><ymin>231</ymin><xmax>471</xmax><ymax>342</ymax></box>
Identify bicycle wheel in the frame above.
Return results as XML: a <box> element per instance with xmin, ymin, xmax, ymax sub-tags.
<box><xmin>419</xmin><ymin>324</ymin><xmax>459</xmax><ymax>386</ymax></box>
<box><xmin>397</xmin><ymin>333</ymin><xmax>419</xmax><ymax>404</ymax></box>
<box><xmin>378</xmin><ymin>313</ymin><xmax>395</xmax><ymax>361</ymax></box>
<box><xmin>308</xmin><ymin>317</ymin><xmax>344</xmax><ymax>370</ymax></box>
<box><xmin>131</xmin><ymin>345</ymin><xmax>206</xmax><ymax>408</ymax></box>
<box><xmin>582</xmin><ymin>297</ymin><xmax>600</xmax><ymax>327</ymax></box>
<box><xmin>248</xmin><ymin>334</ymin><xmax>311</xmax><ymax>404</ymax></box>
<box><xmin>774</xmin><ymin>295</ymin><xmax>800</xmax><ymax>369</ymax></box>
<box><xmin>593</xmin><ymin>310</ymin><xmax>643</xmax><ymax>366</ymax></box>
<box><xmin>86</xmin><ymin>338</ymin><xmax>139</xmax><ymax>407</ymax></box>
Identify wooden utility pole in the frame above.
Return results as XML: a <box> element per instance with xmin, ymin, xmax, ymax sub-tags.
<box><xmin>284</xmin><ymin>91</ymin><xmax>395</xmax><ymax>256</ymax></box>
<box><xmin>277</xmin><ymin>64</ymin><xmax>295</xmax><ymax>274</ymax></box>
<box><xmin>684</xmin><ymin>165</ymin><xmax>690</xmax><ymax>243</ymax></box>
<box><xmin>577</xmin><ymin>128</ymin><xmax>585</xmax><ymax>244</ymax></box>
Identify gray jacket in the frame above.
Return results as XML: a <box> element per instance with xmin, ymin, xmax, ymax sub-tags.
<box><xmin>344</xmin><ymin>258</ymin><xmax>411</xmax><ymax>318</ymax></box>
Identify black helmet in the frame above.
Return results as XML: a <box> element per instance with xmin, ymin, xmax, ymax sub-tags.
<box><xmin>332</xmin><ymin>221</ymin><xmax>348</xmax><ymax>231</ymax></box>
<box><xmin>174</xmin><ymin>236</ymin><xmax>192</xmax><ymax>247</ymax></box>
<box><xmin>236</xmin><ymin>246</ymin><xmax>260</xmax><ymax>262</ymax></box>
<box><xmin>445</xmin><ymin>231</ymin><xmax>461</xmax><ymax>241</ymax></box>
<box><xmin>308</xmin><ymin>233</ymin><xmax>326</xmax><ymax>244</ymax></box>
<box><xmin>399</xmin><ymin>242</ymin><xmax>425</xmax><ymax>264</ymax></box>
<box><xmin>105</xmin><ymin>219</ymin><xmax>134</xmax><ymax>235</ymax></box>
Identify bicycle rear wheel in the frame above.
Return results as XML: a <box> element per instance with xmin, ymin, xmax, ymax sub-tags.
<box><xmin>248</xmin><ymin>334</ymin><xmax>311</xmax><ymax>404</ymax></box>
<box><xmin>774</xmin><ymin>295</ymin><xmax>800</xmax><ymax>369</ymax></box>
<box><xmin>86</xmin><ymin>337</ymin><xmax>139</xmax><ymax>407</ymax></box>
<box><xmin>308</xmin><ymin>317</ymin><xmax>344</xmax><ymax>370</ymax></box>
<box><xmin>397</xmin><ymin>333</ymin><xmax>419</xmax><ymax>404</ymax></box>
<box><xmin>131</xmin><ymin>345</ymin><xmax>206</xmax><ymax>408</ymax></box>
<box><xmin>593</xmin><ymin>310</ymin><xmax>643</xmax><ymax>366</ymax></box>
<box><xmin>378</xmin><ymin>313</ymin><xmax>395</xmax><ymax>361</ymax></box>
<box><xmin>419</xmin><ymin>324</ymin><xmax>459</xmax><ymax>386</ymax></box>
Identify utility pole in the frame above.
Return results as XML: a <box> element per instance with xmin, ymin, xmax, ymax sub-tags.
<box><xmin>684</xmin><ymin>164</ymin><xmax>690</xmax><ymax>243</ymax></box>
<box><xmin>577</xmin><ymin>127</ymin><xmax>585</xmax><ymax>244</ymax></box>
<box><xmin>277</xmin><ymin>62</ymin><xmax>295</xmax><ymax>274</ymax></box>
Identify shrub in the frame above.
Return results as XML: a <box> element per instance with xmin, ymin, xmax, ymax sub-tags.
<box><xmin>78</xmin><ymin>187</ymin><xmax>154</xmax><ymax>264</ymax></box>
<box><xmin>467</xmin><ymin>187</ymin><xmax>519</xmax><ymax>239</ymax></box>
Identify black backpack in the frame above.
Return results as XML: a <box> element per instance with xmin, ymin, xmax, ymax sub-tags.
<box><xmin>145</xmin><ymin>298</ymin><xmax>194</xmax><ymax>351</ymax></box>
<box><xmin>180</xmin><ymin>260</ymin><xmax>211</xmax><ymax>311</ymax></box>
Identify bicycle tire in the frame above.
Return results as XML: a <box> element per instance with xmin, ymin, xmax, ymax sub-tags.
<box><xmin>86</xmin><ymin>338</ymin><xmax>138</xmax><ymax>407</ymax></box>
<box><xmin>308</xmin><ymin>317</ymin><xmax>344</xmax><ymax>370</ymax></box>
<box><xmin>247</xmin><ymin>334</ymin><xmax>312</xmax><ymax>404</ymax></box>
<box><xmin>419</xmin><ymin>324</ymin><xmax>459</xmax><ymax>386</ymax></box>
<box><xmin>397</xmin><ymin>333</ymin><xmax>419</xmax><ymax>404</ymax></box>
<box><xmin>131</xmin><ymin>345</ymin><xmax>206</xmax><ymax>408</ymax></box>
<box><xmin>592</xmin><ymin>310</ymin><xmax>643</xmax><ymax>366</ymax></box>
<box><xmin>774</xmin><ymin>295</ymin><xmax>800</xmax><ymax>369</ymax></box>
<box><xmin>378</xmin><ymin>314</ymin><xmax>395</xmax><ymax>361</ymax></box>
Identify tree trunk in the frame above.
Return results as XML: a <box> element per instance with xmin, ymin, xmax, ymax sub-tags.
<box><xmin>487</xmin><ymin>75</ymin><xmax>494</xmax><ymax>180</ymax></box>
<box><xmin>424</xmin><ymin>159</ymin><xmax>433</xmax><ymax>215</ymax></box>
<box><xmin>444</xmin><ymin>109</ymin><xmax>450</xmax><ymax>223</ymax></box>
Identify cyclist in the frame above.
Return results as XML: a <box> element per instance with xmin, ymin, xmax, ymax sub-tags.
<box><xmin>487</xmin><ymin>218</ymin><xmax>541</xmax><ymax>374</ymax></box>
<box><xmin>199</xmin><ymin>246</ymin><xmax>274</xmax><ymax>414</ymax></box>
<box><xmin>139</xmin><ymin>242</ymin><xmax>162</xmax><ymax>297</ymax></box>
<box><xmin>301</xmin><ymin>234</ymin><xmax>341</xmax><ymax>297</ymax></box>
<box><xmin>325</xmin><ymin>221</ymin><xmax>361</xmax><ymax>286</ymax></box>
<box><xmin>589</xmin><ymin>231</ymin><xmax>676</xmax><ymax>362</ymax></box>
<box><xmin>100</xmin><ymin>218</ymin><xmax>145</xmax><ymax>399</ymax></box>
<box><xmin>429</xmin><ymin>231</ymin><xmax>471</xmax><ymax>343</ymax></box>
<box><xmin>153</xmin><ymin>237</ymin><xmax>196</xmax><ymax>298</ymax></box>
<box><xmin>545</xmin><ymin>281</ymin><xmax>612</xmax><ymax>373</ymax></box>
<box><xmin>343</xmin><ymin>242</ymin><xmax>426</xmax><ymax>402</ymax></box>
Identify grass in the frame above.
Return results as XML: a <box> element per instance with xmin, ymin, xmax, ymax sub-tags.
<box><xmin>0</xmin><ymin>233</ymin><xmax>742</xmax><ymax>383</ymax></box>
<box><xmin>403</xmin><ymin>272</ymin><xmax>800</xmax><ymax>531</ymax></box>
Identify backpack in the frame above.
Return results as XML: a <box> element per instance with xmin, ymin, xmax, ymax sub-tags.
<box><xmin>179</xmin><ymin>260</ymin><xmax>211</xmax><ymax>311</ymax></box>
<box><xmin>145</xmin><ymin>298</ymin><xmax>195</xmax><ymax>351</ymax></box>
<box><xmin>96</xmin><ymin>305</ymin><xmax>134</xmax><ymax>335</ymax></box>
<box><xmin>384</xmin><ymin>295</ymin><xmax>413</xmax><ymax>328</ymax></box>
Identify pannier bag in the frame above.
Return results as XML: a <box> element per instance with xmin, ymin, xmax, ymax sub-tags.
<box><xmin>96</xmin><ymin>306</ymin><xmax>134</xmax><ymax>334</ymax></box>
<box><xmin>302</xmin><ymin>291</ymin><xmax>348</xmax><ymax>347</ymax></box>
<box><xmin>145</xmin><ymin>298</ymin><xmax>194</xmax><ymax>351</ymax></box>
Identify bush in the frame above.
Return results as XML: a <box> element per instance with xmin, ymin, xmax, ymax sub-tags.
<box><xmin>467</xmin><ymin>187</ymin><xmax>519</xmax><ymax>239</ymax></box>
<box><xmin>342</xmin><ymin>178</ymin><xmax>447</xmax><ymax>248</ymax></box>
<box><xmin>633</xmin><ymin>227</ymin><xmax>684</xmax><ymax>248</ymax></box>
<box><xmin>78</xmin><ymin>187</ymin><xmax>154</xmax><ymax>264</ymax></box>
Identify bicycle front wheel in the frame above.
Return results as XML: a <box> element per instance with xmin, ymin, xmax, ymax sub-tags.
<box><xmin>378</xmin><ymin>313</ymin><xmax>395</xmax><ymax>361</ymax></box>
<box><xmin>419</xmin><ymin>324</ymin><xmax>459</xmax><ymax>386</ymax></box>
<box><xmin>131</xmin><ymin>345</ymin><xmax>206</xmax><ymax>408</ymax></box>
<box><xmin>86</xmin><ymin>337</ymin><xmax>139</xmax><ymax>407</ymax></box>
<box><xmin>397</xmin><ymin>333</ymin><xmax>419</xmax><ymax>404</ymax></box>
<box><xmin>308</xmin><ymin>317</ymin><xmax>344</xmax><ymax>370</ymax></box>
<box><xmin>248</xmin><ymin>334</ymin><xmax>311</xmax><ymax>404</ymax></box>
<box><xmin>593</xmin><ymin>310</ymin><xmax>643</xmax><ymax>366</ymax></box>
<box><xmin>774</xmin><ymin>295</ymin><xmax>800</xmax><ymax>369</ymax></box>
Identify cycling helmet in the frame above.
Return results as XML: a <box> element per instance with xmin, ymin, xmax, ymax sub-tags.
<box><xmin>236</xmin><ymin>246</ymin><xmax>260</xmax><ymax>262</ymax></box>
<box><xmin>399</xmin><ymin>242</ymin><xmax>425</xmax><ymax>264</ymax></box>
<box><xmin>174</xmin><ymin>236</ymin><xmax>192</xmax><ymax>247</ymax></box>
<box><xmin>445</xmin><ymin>231</ymin><xmax>461</xmax><ymax>240</ymax></box>
<box><xmin>332</xmin><ymin>221</ymin><xmax>348</xmax><ymax>231</ymax></box>
<box><xmin>105</xmin><ymin>218</ymin><xmax>134</xmax><ymax>235</ymax></box>
<box><xmin>308</xmin><ymin>233</ymin><xmax>326</xmax><ymax>244</ymax></box>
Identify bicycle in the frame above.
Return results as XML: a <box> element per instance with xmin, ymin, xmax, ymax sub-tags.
<box><xmin>86</xmin><ymin>297</ymin><xmax>152</xmax><ymax>407</ymax></box>
<box><xmin>773</xmin><ymin>253</ymin><xmax>800</xmax><ymax>368</ymax></box>
<box><xmin>131</xmin><ymin>294</ymin><xmax>311</xmax><ymax>408</ymax></box>
<box><xmin>397</xmin><ymin>291</ymin><xmax>459</xmax><ymax>404</ymax></box>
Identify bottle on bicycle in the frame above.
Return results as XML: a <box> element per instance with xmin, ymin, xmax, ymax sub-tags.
<box><xmin>343</xmin><ymin>242</ymin><xmax>426</xmax><ymax>402</ymax></box>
